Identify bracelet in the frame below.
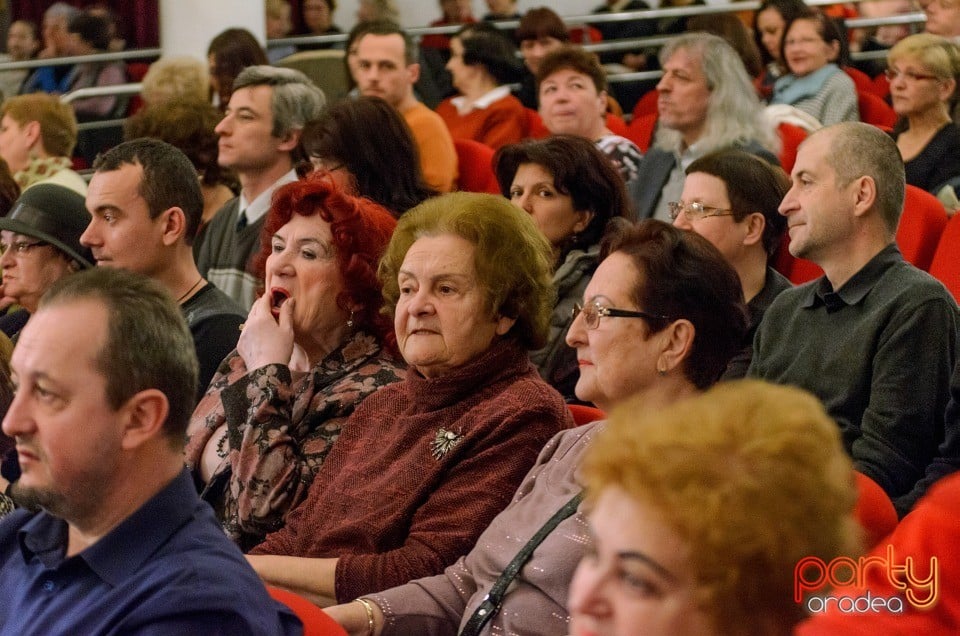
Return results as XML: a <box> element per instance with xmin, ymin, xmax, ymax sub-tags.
<box><xmin>355</xmin><ymin>598</ymin><xmax>376</xmax><ymax>636</ymax></box>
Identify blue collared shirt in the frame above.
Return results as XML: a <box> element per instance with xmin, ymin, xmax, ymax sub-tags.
<box><xmin>0</xmin><ymin>470</ymin><xmax>302</xmax><ymax>635</ymax></box>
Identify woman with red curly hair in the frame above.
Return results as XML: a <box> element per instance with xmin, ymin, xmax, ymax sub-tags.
<box><xmin>184</xmin><ymin>173</ymin><xmax>404</xmax><ymax>551</ymax></box>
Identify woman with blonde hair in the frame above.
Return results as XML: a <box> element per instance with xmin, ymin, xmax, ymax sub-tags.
<box><xmin>569</xmin><ymin>380</ymin><xmax>862</xmax><ymax>636</ymax></box>
<box><xmin>0</xmin><ymin>94</ymin><xmax>85</xmax><ymax>195</ymax></box>
<box><xmin>887</xmin><ymin>33</ymin><xmax>960</xmax><ymax>193</ymax></box>
<box><xmin>140</xmin><ymin>56</ymin><xmax>209</xmax><ymax>106</ymax></box>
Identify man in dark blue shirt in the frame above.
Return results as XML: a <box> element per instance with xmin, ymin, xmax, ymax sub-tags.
<box><xmin>0</xmin><ymin>267</ymin><xmax>301</xmax><ymax>635</ymax></box>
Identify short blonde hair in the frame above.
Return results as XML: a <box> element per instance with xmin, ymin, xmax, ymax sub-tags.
<box><xmin>379</xmin><ymin>192</ymin><xmax>554</xmax><ymax>350</ymax></box>
<box><xmin>1</xmin><ymin>93</ymin><xmax>77</xmax><ymax>157</ymax></box>
<box><xmin>888</xmin><ymin>32</ymin><xmax>960</xmax><ymax>81</ymax></box>
<box><xmin>141</xmin><ymin>56</ymin><xmax>209</xmax><ymax>105</ymax></box>
<box><xmin>583</xmin><ymin>380</ymin><xmax>862</xmax><ymax>635</ymax></box>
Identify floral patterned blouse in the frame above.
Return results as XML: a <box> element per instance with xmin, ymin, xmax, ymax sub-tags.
<box><xmin>184</xmin><ymin>331</ymin><xmax>404</xmax><ymax>550</ymax></box>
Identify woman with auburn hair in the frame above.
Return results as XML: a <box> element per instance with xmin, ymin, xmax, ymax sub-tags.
<box><xmin>302</xmin><ymin>96</ymin><xmax>437</xmax><ymax>218</ymax></box>
<box><xmin>569</xmin><ymin>380</ymin><xmax>862</xmax><ymax>636</ymax></box>
<box><xmin>0</xmin><ymin>94</ymin><xmax>85</xmax><ymax>195</ymax></box>
<box><xmin>246</xmin><ymin>192</ymin><xmax>569</xmax><ymax>605</ymax></box>
<box><xmin>495</xmin><ymin>135</ymin><xmax>629</xmax><ymax>400</ymax></box>
<box><xmin>887</xmin><ymin>33</ymin><xmax>960</xmax><ymax>193</ymax></box>
<box><xmin>185</xmin><ymin>173</ymin><xmax>404</xmax><ymax>551</ymax></box>
<box><xmin>326</xmin><ymin>219</ymin><xmax>748</xmax><ymax>635</ymax></box>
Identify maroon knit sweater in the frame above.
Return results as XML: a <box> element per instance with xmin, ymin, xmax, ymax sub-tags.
<box><xmin>251</xmin><ymin>338</ymin><xmax>572</xmax><ymax>602</ymax></box>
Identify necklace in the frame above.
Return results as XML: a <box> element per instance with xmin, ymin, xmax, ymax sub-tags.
<box><xmin>177</xmin><ymin>277</ymin><xmax>204</xmax><ymax>304</ymax></box>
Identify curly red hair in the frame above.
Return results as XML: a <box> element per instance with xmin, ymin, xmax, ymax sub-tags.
<box><xmin>255</xmin><ymin>172</ymin><xmax>398</xmax><ymax>353</ymax></box>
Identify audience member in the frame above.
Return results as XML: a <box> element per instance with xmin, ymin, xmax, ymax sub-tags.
<box><xmin>139</xmin><ymin>56</ymin><xmax>209</xmax><ymax>106</ymax></box>
<box><xmin>185</xmin><ymin>173</ymin><xmax>404</xmax><ymax>550</ymax></box>
<box><xmin>421</xmin><ymin>0</ymin><xmax>476</xmax><ymax>51</ymax></box>
<box><xmin>852</xmin><ymin>0</ymin><xmax>914</xmax><ymax>77</ymax></box>
<box><xmin>495</xmin><ymin>135</ymin><xmax>629</xmax><ymax>400</ymax></box>
<box><xmin>771</xmin><ymin>9</ymin><xmax>860</xmax><ymax>125</ymax></box>
<box><xmin>436</xmin><ymin>24</ymin><xmax>526</xmax><ymax>149</ymax></box>
<box><xmin>265</xmin><ymin>0</ymin><xmax>296</xmax><ymax>63</ymax></box>
<box><xmin>754</xmin><ymin>0</ymin><xmax>809</xmax><ymax>97</ymax></box>
<box><xmin>687</xmin><ymin>13</ymin><xmax>763</xmax><ymax>79</ymax></box>
<box><xmin>570</xmin><ymin>380</ymin><xmax>861</xmax><ymax>636</ymax></box>
<box><xmin>81</xmin><ymin>139</ymin><xmax>246</xmax><ymax>397</ymax></box>
<box><xmin>356</xmin><ymin>0</ymin><xmax>399</xmax><ymax>25</ymax></box>
<box><xmin>327</xmin><ymin>219</ymin><xmax>747</xmax><ymax>635</ymax></box>
<box><xmin>749</xmin><ymin>122</ymin><xmax>959</xmax><ymax>516</ymax></box>
<box><xmin>0</xmin><ymin>94</ymin><xmax>86</xmax><ymax>195</ymax></box>
<box><xmin>0</xmin><ymin>267</ymin><xmax>300</xmax><ymax>634</ymax></box>
<box><xmin>196</xmin><ymin>65</ymin><xmax>325</xmax><ymax>309</ymax></box>
<box><xmin>921</xmin><ymin>0</ymin><xmax>960</xmax><ymax>41</ymax></box>
<box><xmin>350</xmin><ymin>21</ymin><xmax>458</xmax><ymax>192</ymax></box>
<box><xmin>629</xmin><ymin>33</ymin><xmax>779</xmax><ymax>222</ymax></box>
<box><xmin>207</xmin><ymin>28</ymin><xmax>270</xmax><ymax>111</ymax></box>
<box><xmin>61</xmin><ymin>12</ymin><xmax>127</xmax><ymax>120</ymax></box>
<box><xmin>591</xmin><ymin>0</ymin><xmax>656</xmax><ymax>68</ymax></box>
<box><xmin>247</xmin><ymin>192</ymin><xmax>569</xmax><ymax>605</ymax></box>
<box><xmin>536</xmin><ymin>47</ymin><xmax>644</xmax><ymax>185</ymax></box>
<box><xmin>124</xmin><ymin>99</ymin><xmax>238</xmax><ymax>232</ymax></box>
<box><xmin>85</xmin><ymin>2</ymin><xmax>126</xmax><ymax>52</ymax></box>
<box><xmin>887</xmin><ymin>34</ymin><xmax>960</xmax><ymax>194</ymax></box>
<box><xmin>514</xmin><ymin>7</ymin><xmax>570</xmax><ymax>108</ymax></box>
<box><xmin>302</xmin><ymin>96</ymin><xmax>437</xmax><ymax>217</ymax></box>
<box><xmin>0</xmin><ymin>20</ymin><xmax>39</xmax><ymax>100</ymax></box>
<box><xmin>297</xmin><ymin>0</ymin><xmax>343</xmax><ymax>50</ymax></box>
<box><xmin>20</xmin><ymin>2</ymin><xmax>79</xmax><ymax>94</ymax></box>
<box><xmin>0</xmin><ymin>184</ymin><xmax>93</xmax><ymax>341</ymax></box>
<box><xmin>672</xmin><ymin>149</ymin><xmax>791</xmax><ymax>379</ymax></box>
<box><xmin>483</xmin><ymin>0</ymin><xmax>520</xmax><ymax>21</ymax></box>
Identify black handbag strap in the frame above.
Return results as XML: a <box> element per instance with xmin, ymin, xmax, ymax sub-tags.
<box><xmin>458</xmin><ymin>491</ymin><xmax>584</xmax><ymax>636</ymax></box>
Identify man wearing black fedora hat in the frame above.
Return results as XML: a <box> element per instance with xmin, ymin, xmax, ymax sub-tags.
<box><xmin>0</xmin><ymin>183</ymin><xmax>94</xmax><ymax>340</ymax></box>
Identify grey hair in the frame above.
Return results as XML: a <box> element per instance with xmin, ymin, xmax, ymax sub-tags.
<box><xmin>655</xmin><ymin>33</ymin><xmax>779</xmax><ymax>155</ymax></box>
<box><xmin>233</xmin><ymin>65</ymin><xmax>326</xmax><ymax>139</ymax></box>
<box><xmin>45</xmin><ymin>2</ymin><xmax>80</xmax><ymax>22</ymax></box>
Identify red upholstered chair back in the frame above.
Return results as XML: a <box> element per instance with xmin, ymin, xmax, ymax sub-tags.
<box><xmin>453</xmin><ymin>139</ymin><xmax>501</xmax><ymax>194</ymax></box>
<box><xmin>568</xmin><ymin>25</ymin><xmax>603</xmax><ymax>44</ymax></box>
<box><xmin>631</xmin><ymin>88</ymin><xmax>659</xmax><ymax>121</ymax></box>
<box><xmin>772</xmin><ymin>233</ymin><xmax>824</xmax><ymax>284</ymax></box>
<box><xmin>896</xmin><ymin>185</ymin><xmax>948</xmax><ymax>272</ymax></box>
<box><xmin>267</xmin><ymin>586</ymin><xmax>347</xmax><ymax>636</ymax></box>
<box><xmin>605</xmin><ymin>112</ymin><xmax>629</xmax><ymax>137</ymax></box>
<box><xmin>845</xmin><ymin>66</ymin><xmax>879</xmax><ymax>96</ymax></box>
<box><xmin>853</xmin><ymin>472</ymin><xmax>899</xmax><ymax>548</ymax></box>
<box><xmin>929</xmin><ymin>213</ymin><xmax>960</xmax><ymax>301</ymax></box>
<box><xmin>625</xmin><ymin>112</ymin><xmax>657</xmax><ymax>152</ymax></box>
<box><xmin>524</xmin><ymin>108</ymin><xmax>550</xmax><ymax>139</ymax></box>
<box><xmin>857</xmin><ymin>91</ymin><xmax>897</xmax><ymax>129</ymax></box>
<box><xmin>776</xmin><ymin>122</ymin><xmax>807</xmax><ymax>174</ymax></box>
<box><xmin>568</xmin><ymin>404</ymin><xmax>605</xmax><ymax>426</ymax></box>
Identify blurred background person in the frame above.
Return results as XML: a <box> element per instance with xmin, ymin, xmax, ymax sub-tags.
<box><xmin>139</xmin><ymin>55</ymin><xmax>209</xmax><ymax>106</ymax></box>
<box><xmin>568</xmin><ymin>381</ymin><xmax>862</xmax><ymax>636</ymax></box>
<box><xmin>495</xmin><ymin>135</ymin><xmax>629</xmax><ymax>400</ymax></box>
<box><xmin>247</xmin><ymin>192</ymin><xmax>569</xmax><ymax>605</ymax></box>
<box><xmin>297</xmin><ymin>0</ymin><xmax>343</xmax><ymax>50</ymax></box>
<box><xmin>85</xmin><ymin>2</ymin><xmax>126</xmax><ymax>52</ymax></box>
<box><xmin>771</xmin><ymin>9</ymin><xmax>860</xmax><ymax>125</ymax></box>
<box><xmin>356</xmin><ymin>0</ymin><xmax>399</xmax><ymax>25</ymax></box>
<box><xmin>0</xmin><ymin>94</ymin><xmax>86</xmax><ymax>195</ymax></box>
<box><xmin>302</xmin><ymin>96</ymin><xmax>437</xmax><ymax>217</ymax></box>
<box><xmin>326</xmin><ymin>219</ymin><xmax>748</xmax><ymax>635</ymax></box>
<box><xmin>514</xmin><ymin>7</ymin><xmax>570</xmax><ymax>108</ymax></box>
<box><xmin>185</xmin><ymin>173</ymin><xmax>404</xmax><ymax>550</ymax></box>
<box><xmin>207</xmin><ymin>28</ymin><xmax>269</xmax><ymax>110</ymax></box>
<box><xmin>20</xmin><ymin>2</ymin><xmax>79</xmax><ymax>95</ymax></box>
<box><xmin>536</xmin><ymin>47</ymin><xmax>644</xmax><ymax>185</ymax></box>
<box><xmin>124</xmin><ymin>99</ymin><xmax>239</xmax><ymax>233</ymax></box>
<box><xmin>852</xmin><ymin>0</ymin><xmax>915</xmax><ymax>77</ymax></box>
<box><xmin>436</xmin><ymin>24</ymin><xmax>526</xmax><ymax>150</ymax></box>
<box><xmin>687</xmin><ymin>13</ymin><xmax>763</xmax><ymax>81</ymax></box>
<box><xmin>61</xmin><ymin>12</ymin><xmax>127</xmax><ymax>121</ymax></box>
<box><xmin>887</xmin><ymin>34</ymin><xmax>960</xmax><ymax>193</ymax></box>
<box><xmin>266</xmin><ymin>0</ymin><xmax>296</xmax><ymax>63</ymax></box>
<box><xmin>421</xmin><ymin>0</ymin><xmax>476</xmax><ymax>52</ymax></box>
<box><xmin>0</xmin><ymin>20</ymin><xmax>39</xmax><ymax>100</ymax></box>
<box><xmin>754</xmin><ymin>0</ymin><xmax>808</xmax><ymax>97</ymax></box>
<box><xmin>0</xmin><ymin>184</ymin><xmax>93</xmax><ymax>340</ymax></box>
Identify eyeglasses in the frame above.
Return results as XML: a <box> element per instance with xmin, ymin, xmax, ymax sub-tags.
<box><xmin>884</xmin><ymin>68</ymin><xmax>940</xmax><ymax>82</ymax></box>
<box><xmin>667</xmin><ymin>201</ymin><xmax>735</xmax><ymax>222</ymax></box>
<box><xmin>0</xmin><ymin>239</ymin><xmax>48</xmax><ymax>256</ymax></box>
<box><xmin>572</xmin><ymin>301</ymin><xmax>668</xmax><ymax>330</ymax></box>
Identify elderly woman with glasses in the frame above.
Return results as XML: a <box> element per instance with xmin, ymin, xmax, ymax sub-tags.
<box><xmin>887</xmin><ymin>33</ymin><xmax>960</xmax><ymax>194</ymax></box>
<box><xmin>326</xmin><ymin>219</ymin><xmax>748</xmax><ymax>636</ymax></box>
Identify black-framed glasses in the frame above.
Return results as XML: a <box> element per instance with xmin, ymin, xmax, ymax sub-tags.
<box><xmin>572</xmin><ymin>302</ymin><xmax>669</xmax><ymax>330</ymax></box>
<box><xmin>0</xmin><ymin>239</ymin><xmax>48</xmax><ymax>256</ymax></box>
<box><xmin>667</xmin><ymin>201</ymin><xmax>735</xmax><ymax>222</ymax></box>
<box><xmin>884</xmin><ymin>68</ymin><xmax>940</xmax><ymax>82</ymax></box>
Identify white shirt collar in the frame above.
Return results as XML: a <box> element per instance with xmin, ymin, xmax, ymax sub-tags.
<box><xmin>238</xmin><ymin>169</ymin><xmax>298</xmax><ymax>224</ymax></box>
<box><xmin>450</xmin><ymin>85</ymin><xmax>512</xmax><ymax>116</ymax></box>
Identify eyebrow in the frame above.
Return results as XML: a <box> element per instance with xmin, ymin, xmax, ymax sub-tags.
<box><xmin>397</xmin><ymin>270</ymin><xmax>473</xmax><ymax>283</ymax></box>
<box><xmin>617</xmin><ymin>550</ymin><xmax>679</xmax><ymax>583</ymax></box>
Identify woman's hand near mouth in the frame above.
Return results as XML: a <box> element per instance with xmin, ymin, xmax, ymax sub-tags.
<box><xmin>237</xmin><ymin>291</ymin><xmax>296</xmax><ymax>371</ymax></box>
